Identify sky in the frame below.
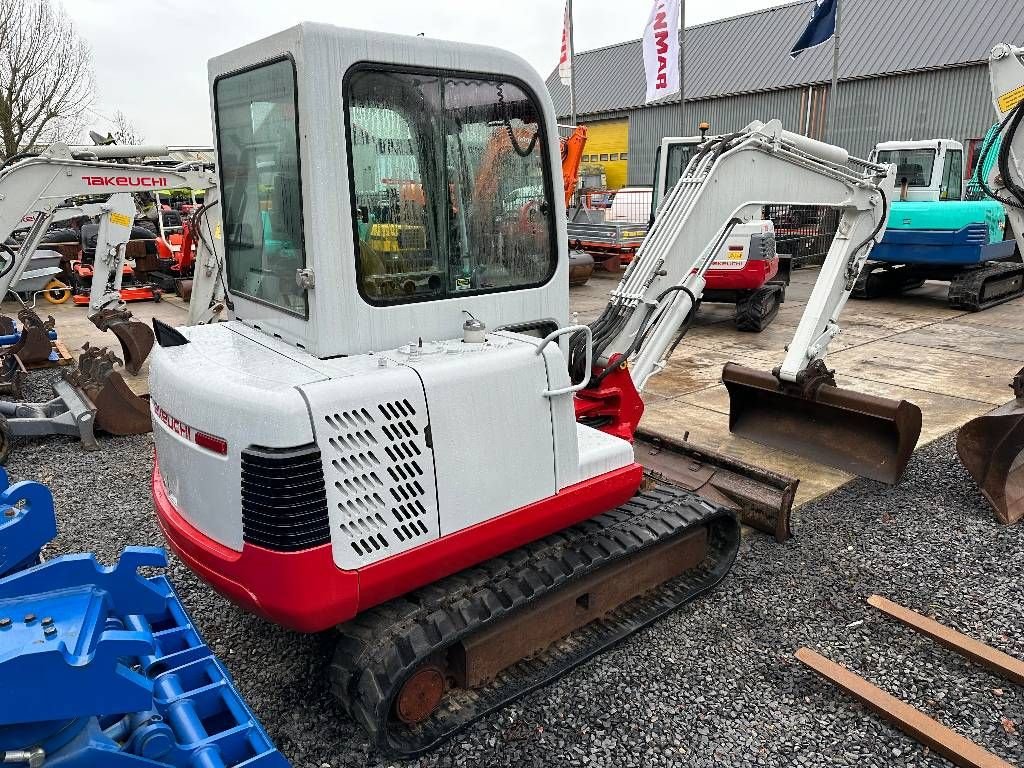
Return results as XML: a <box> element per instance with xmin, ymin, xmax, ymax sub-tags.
<box><xmin>60</xmin><ymin>0</ymin><xmax>799</xmax><ymax>145</ymax></box>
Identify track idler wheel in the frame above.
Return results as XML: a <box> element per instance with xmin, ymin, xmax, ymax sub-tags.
<box><xmin>956</xmin><ymin>368</ymin><xmax>1024</xmax><ymax>524</ymax></box>
<box><xmin>67</xmin><ymin>344</ymin><xmax>152</xmax><ymax>436</ymax></box>
<box><xmin>722</xmin><ymin>360</ymin><xmax>922</xmax><ymax>484</ymax></box>
<box><xmin>90</xmin><ymin>308</ymin><xmax>155</xmax><ymax>375</ymax></box>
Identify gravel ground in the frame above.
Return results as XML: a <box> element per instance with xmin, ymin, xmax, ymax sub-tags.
<box><xmin>9</xmin><ymin>369</ymin><xmax>1024</xmax><ymax>768</ymax></box>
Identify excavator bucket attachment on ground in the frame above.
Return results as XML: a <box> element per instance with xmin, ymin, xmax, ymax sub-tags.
<box><xmin>956</xmin><ymin>369</ymin><xmax>1024</xmax><ymax>524</ymax></box>
<box><xmin>633</xmin><ymin>428</ymin><xmax>798</xmax><ymax>541</ymax></box>
<box><xmin>722</xmin><ymin>362</ymin><xmax>922</xmax><ymax>485</ymax></box>
<box><xmin>6</xmin><ymin>308</ymin><xmax>56</xmax><ymax>366</ymax></box>
<box><xmin>68</xmin><ymin>344</ymin><xmax>152</xmax><ymax>436</ymax></box>
<box><xmin>0</xmin><ymin>355</ymin><xmax>24</xmax><ymax>398</ymax></box>
<box><xmin>90</xmin><ymin>307</ymin><xmax>155</xmax><ymax>375</ymax></box>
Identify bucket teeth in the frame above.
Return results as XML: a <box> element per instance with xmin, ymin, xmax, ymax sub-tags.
<box><xmin>89</xmin><ymin>308</ymin><xmax>155</xmax><ymax>375</ymax></box>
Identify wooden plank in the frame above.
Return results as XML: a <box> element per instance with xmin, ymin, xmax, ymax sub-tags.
<box><xmin>826</xmin><ymin>340</ymin><xmax>1022</xmax><ymax>405</ymax></box>
<box><xmin>795</xmin><ymin>648</ymin><xmax>1014</xmax><ymax>768</ymax></box>
<box><xmin>890</xmin><ymin>321</ymin><xmax>1024</xmax><ymax>362</ymax></box>
<box><xmin>867</xmin><ymin>596</ymin><xmax>1024</xmax><ymax>686</ymax></box>
<box><xmin>640</xmin><ymin>399</ymin><xmax>853</xmax><ymax>507</ymax></box>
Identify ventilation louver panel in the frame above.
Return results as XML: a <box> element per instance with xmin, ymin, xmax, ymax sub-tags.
<box><xmin>241</xmin><ymin>444</ymin><xmax>331</xmax><ymax>552</ymax></box>
<box><xmin>320</xmin><ymin>394</ymin><xmax>438</xmax><ymax>568</ymax></box>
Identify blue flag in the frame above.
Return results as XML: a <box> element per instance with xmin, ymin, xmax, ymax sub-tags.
<box><xmin>790</xmin><ymin>0</ymin><xmax>838</xmax><ymax>58</ymax></box>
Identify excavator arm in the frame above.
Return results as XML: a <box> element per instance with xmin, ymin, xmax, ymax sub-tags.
<box><xmin>981</xmin><ymin>44</ymin><xmax>1024</xmax><ymax>255</ymax></box>
<box><xmin>582</xmin><ymin>120</ymin><xmax>894</xmax><ymax>388</ymax></box>
<box><xmin>573</xmin><ymin>120</ymin><xmax>922</xmax><ymax>484</ymax></box>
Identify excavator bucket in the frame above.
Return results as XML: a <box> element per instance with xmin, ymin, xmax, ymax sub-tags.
<box><xmin>69</xmin><ymin>344</ymin><xmax>152</xmax><ymax>436</ymax></box>
<box><xmin>722</xmin><ymin>362</ymin><xmax>922</xmax><ymax>485</ymax></box>
<box><xmin>7</xmin><ymin>309</ymin><xmax>56</xmax><ymax>366</ymax></box>
<box><xmin>956</xmin><ymin>369</ymin><xmax>1024</xmax><ymax>524</ymax></box>
<box><xmin>90</xmin><ymin>308</ymin><xmax>155</xmax><ymax>375</ymax></box>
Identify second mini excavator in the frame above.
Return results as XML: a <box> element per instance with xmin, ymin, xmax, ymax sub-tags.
<box><xmin>147</xmin><ymin>23</ymin><xmax>918</xmax><ymax>755</ymax></box>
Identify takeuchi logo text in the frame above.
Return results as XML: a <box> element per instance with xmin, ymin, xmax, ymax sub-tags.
<box><xmin>82</xmin><ymin>175</ymin><xmax>169</xmax><ymax>187</ymax></box>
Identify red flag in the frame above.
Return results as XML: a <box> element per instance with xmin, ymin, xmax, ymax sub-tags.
<box><xmin>558</xmin><ymin>1</ymin><xmax>572</xmax><ymax>86</ymax></box>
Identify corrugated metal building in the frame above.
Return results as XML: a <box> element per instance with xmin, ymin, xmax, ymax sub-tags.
<box><xmin>546</xmin><ymin>0</ymin><xmax>1024</xmax><ymax>188</ymax></box>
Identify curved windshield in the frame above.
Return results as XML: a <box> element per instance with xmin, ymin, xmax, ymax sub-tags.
<box><xmin>346</xmin><ymin>68</ymin><xmax>555</xmax><ymax>305</ymax></box>
<box><xmin>875</xmin><ymin>148</ymin><xmax>936</xmax><ymax>188</ymax></box>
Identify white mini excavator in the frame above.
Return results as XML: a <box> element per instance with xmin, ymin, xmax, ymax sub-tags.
<box><xmin>957</xmin><ymin>42</ymin><xmax>1024</xmax><ymax>523</ymax></box>
<box><xmin>147</xmin><ymin>24</ymin><xmax>916</xmax><ymax>755</ymax></box>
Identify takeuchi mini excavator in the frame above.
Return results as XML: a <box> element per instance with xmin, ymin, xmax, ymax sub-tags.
<box><xmin>148</xmin><ymin>24</ymin><xmax>916</xmax><ymax>756</ymax></box>
<box><xmin>957</xmin><ymin>42</ymin><xmax>1024</xmax><ymax>524</ymax></box>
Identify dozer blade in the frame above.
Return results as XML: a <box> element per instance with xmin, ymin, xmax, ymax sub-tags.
<box><xmin>633</xmin><ymin>428</ymin><xmax>798</xmax><ymax>541</ymax></box>
<box><xmin>956</xmin><ymin>373</ymin><xmax>1024</xmax><ymax>524</ymax></box>
<box><xmin>722</xmin><ymin>362</ymin><xmax>922</xmax><ymax>485</ymax></box>
<box><xmin>90</xmin><ymin>308</ymin><xmax>155</xmax><ymax>375</ymax></box>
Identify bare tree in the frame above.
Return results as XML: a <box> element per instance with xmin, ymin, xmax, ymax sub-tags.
<box><xmin>105</xmin><ymin>110</ymin><xmax>143</xmax><ymax>145</ymax></box>
<box><xmin>0</xmin><ymin>0</ymin><xmax>94</xmax><ymax>160</ymax></box>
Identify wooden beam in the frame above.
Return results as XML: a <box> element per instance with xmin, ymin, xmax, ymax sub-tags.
<box><xmin>868</xmin><ymin>595</ymin><xmax>1024</xmax><ymax>686</ymax></box>
<box><xmin>795</xmin><ymin>648</ymin><xmax>1013</xmax><ymax>768</ymax></box>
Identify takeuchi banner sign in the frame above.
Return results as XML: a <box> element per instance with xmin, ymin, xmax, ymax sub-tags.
<box><xmin>643</xmin><ymin>0</ymin><xmax>680</xmax><ymax>104</ymax></box>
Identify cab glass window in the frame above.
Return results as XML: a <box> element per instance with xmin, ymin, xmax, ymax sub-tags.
<box><xmin>215</xmin><ymin>58</ymin><xmax>307</xmax><ymax>316</ymax></box>
<box><xmin>875</xmin><ymin>148</ymin><xmax>936</xmax><ymax>188</ymax></box>
<box><xmin>346</xmin><ymin>68</ymin><xmax>555</xmax><ymax>304</ymax></box>
<box><xmin>941</xmin><ymin>149</ymin><xmax>963</xmax><ymax>200</ymax></box>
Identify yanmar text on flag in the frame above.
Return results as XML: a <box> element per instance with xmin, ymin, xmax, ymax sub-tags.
<box><xmin>558</xmin><ymin>0</ymin><xmax>572</xmax><ymax>86</ymax></box>
<box><xmin>643</xmin><ymin>0</ymin><xmax>680</xmax><ymax>104</ymax></box>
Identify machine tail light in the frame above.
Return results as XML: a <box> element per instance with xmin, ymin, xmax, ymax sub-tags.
<box><xmin>195</xmin><ymin>432</ymin><xmax>228</xmax><ymax>455</ymax></box>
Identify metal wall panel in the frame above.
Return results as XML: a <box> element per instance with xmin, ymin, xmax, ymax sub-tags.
<box><xmin>625</xmin><ymin>65</ymin><xmax>995</xmax><ymax>185</ymax></box>
<box><xmin>546</xmin><ymin>0</ymin><xmax>1024</xmax><ymax>117</ymax></box>
<box><xmin>626</xmin><ymin>89</ymin><xmax>802</xmax><ymax>185</ymax></box>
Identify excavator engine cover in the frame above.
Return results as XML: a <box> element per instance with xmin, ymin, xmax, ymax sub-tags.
<box><xmin>722</xmin><ymin>362</ymin><xmax>921</xmax><ymax>484</ymax></box>
<box><xmin>956</xmin><ymin>369</ymin><xmax>1024</xmax><ymax>524</ymax></box>
<box><xmin>90</xmin><ymin>307</ymin><xmax>155</xmax><ymax>375</ymax></box>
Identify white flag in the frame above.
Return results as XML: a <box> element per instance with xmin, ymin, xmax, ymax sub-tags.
<box><xmin>558</xmin><ymin>0</ymin><xmax>572</xmax><ymax>86</ymax></box>
<box><xmin>643</xmin><ymin>0</ymin><xmax>680</xmax><ymax>103</ymax></box>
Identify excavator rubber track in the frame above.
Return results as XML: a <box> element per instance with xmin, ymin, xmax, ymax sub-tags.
<box><xmin>948</xmin><ymin>261</ymin><xmax>1024</xmax><ymax>311</ymax></box>
<box><xmin>852</xmin><ymin>261</ymin><xmax>925</xmax><ymax>299</ymax></box>
<box><xmin>735</xmin><ymin>284</ymin><xmax>784</xmax><ymax>332</ymax></box>
<box><xmin>330</xmin><ymin>481</ymin><xmax>739</xmax><ymax>757</ymax></box>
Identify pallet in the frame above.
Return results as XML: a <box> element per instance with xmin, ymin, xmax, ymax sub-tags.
<box><xmin>22</xmin><ymin>341</ymin><xmax>74</xmax><ymax>370</ymax></box>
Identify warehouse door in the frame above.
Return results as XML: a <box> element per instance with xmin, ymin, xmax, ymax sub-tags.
<box><xmin>581</xmin><ymin>118</ymin><xmax>629</xmax><ymax>189</ymax></box>
<box><xmin>797</xmin><ymin>85</ymin><xmax>830</xmax><ymax>141</ymax></box>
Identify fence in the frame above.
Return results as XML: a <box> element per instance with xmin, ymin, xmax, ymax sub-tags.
<box><xmin>763</xmin><ymin>205</ymin><xmax>840</xmax><ymax>268</ymax></box>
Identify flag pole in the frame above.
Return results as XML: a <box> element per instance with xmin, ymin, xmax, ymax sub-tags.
<box><xmin>568</xmin><ymin>0</ymin><xmax>578</xmax><ymax>125</ymax></box>
<box><xmin>828</xmin><ymin>0</ymin><xmax>841</xmax><ymax>141</ymax></box>
<box><xmin>679</xmin><ymin>0</ymin><xmax>686</xmax><ymax>135</ymax></box>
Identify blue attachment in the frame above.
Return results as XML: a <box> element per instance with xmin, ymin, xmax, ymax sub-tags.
<box><xmin>0</xmin><ymin>468</ymin><xmax>58</xmax><ymax>577</ymax></box>
<box><xmin>872</xmin><ymin>223</ymin><xmax>1018</xmax><ymax>266</ymax></box>
<box><xmin>0</xmin><ymin>471</ymin><xmax>290</xmax><ymax>768</ymax></box>
<box><xmin>0</xmin><ymin>328</ymin><xmax>59</xmax><ymax>347</ymax></box>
